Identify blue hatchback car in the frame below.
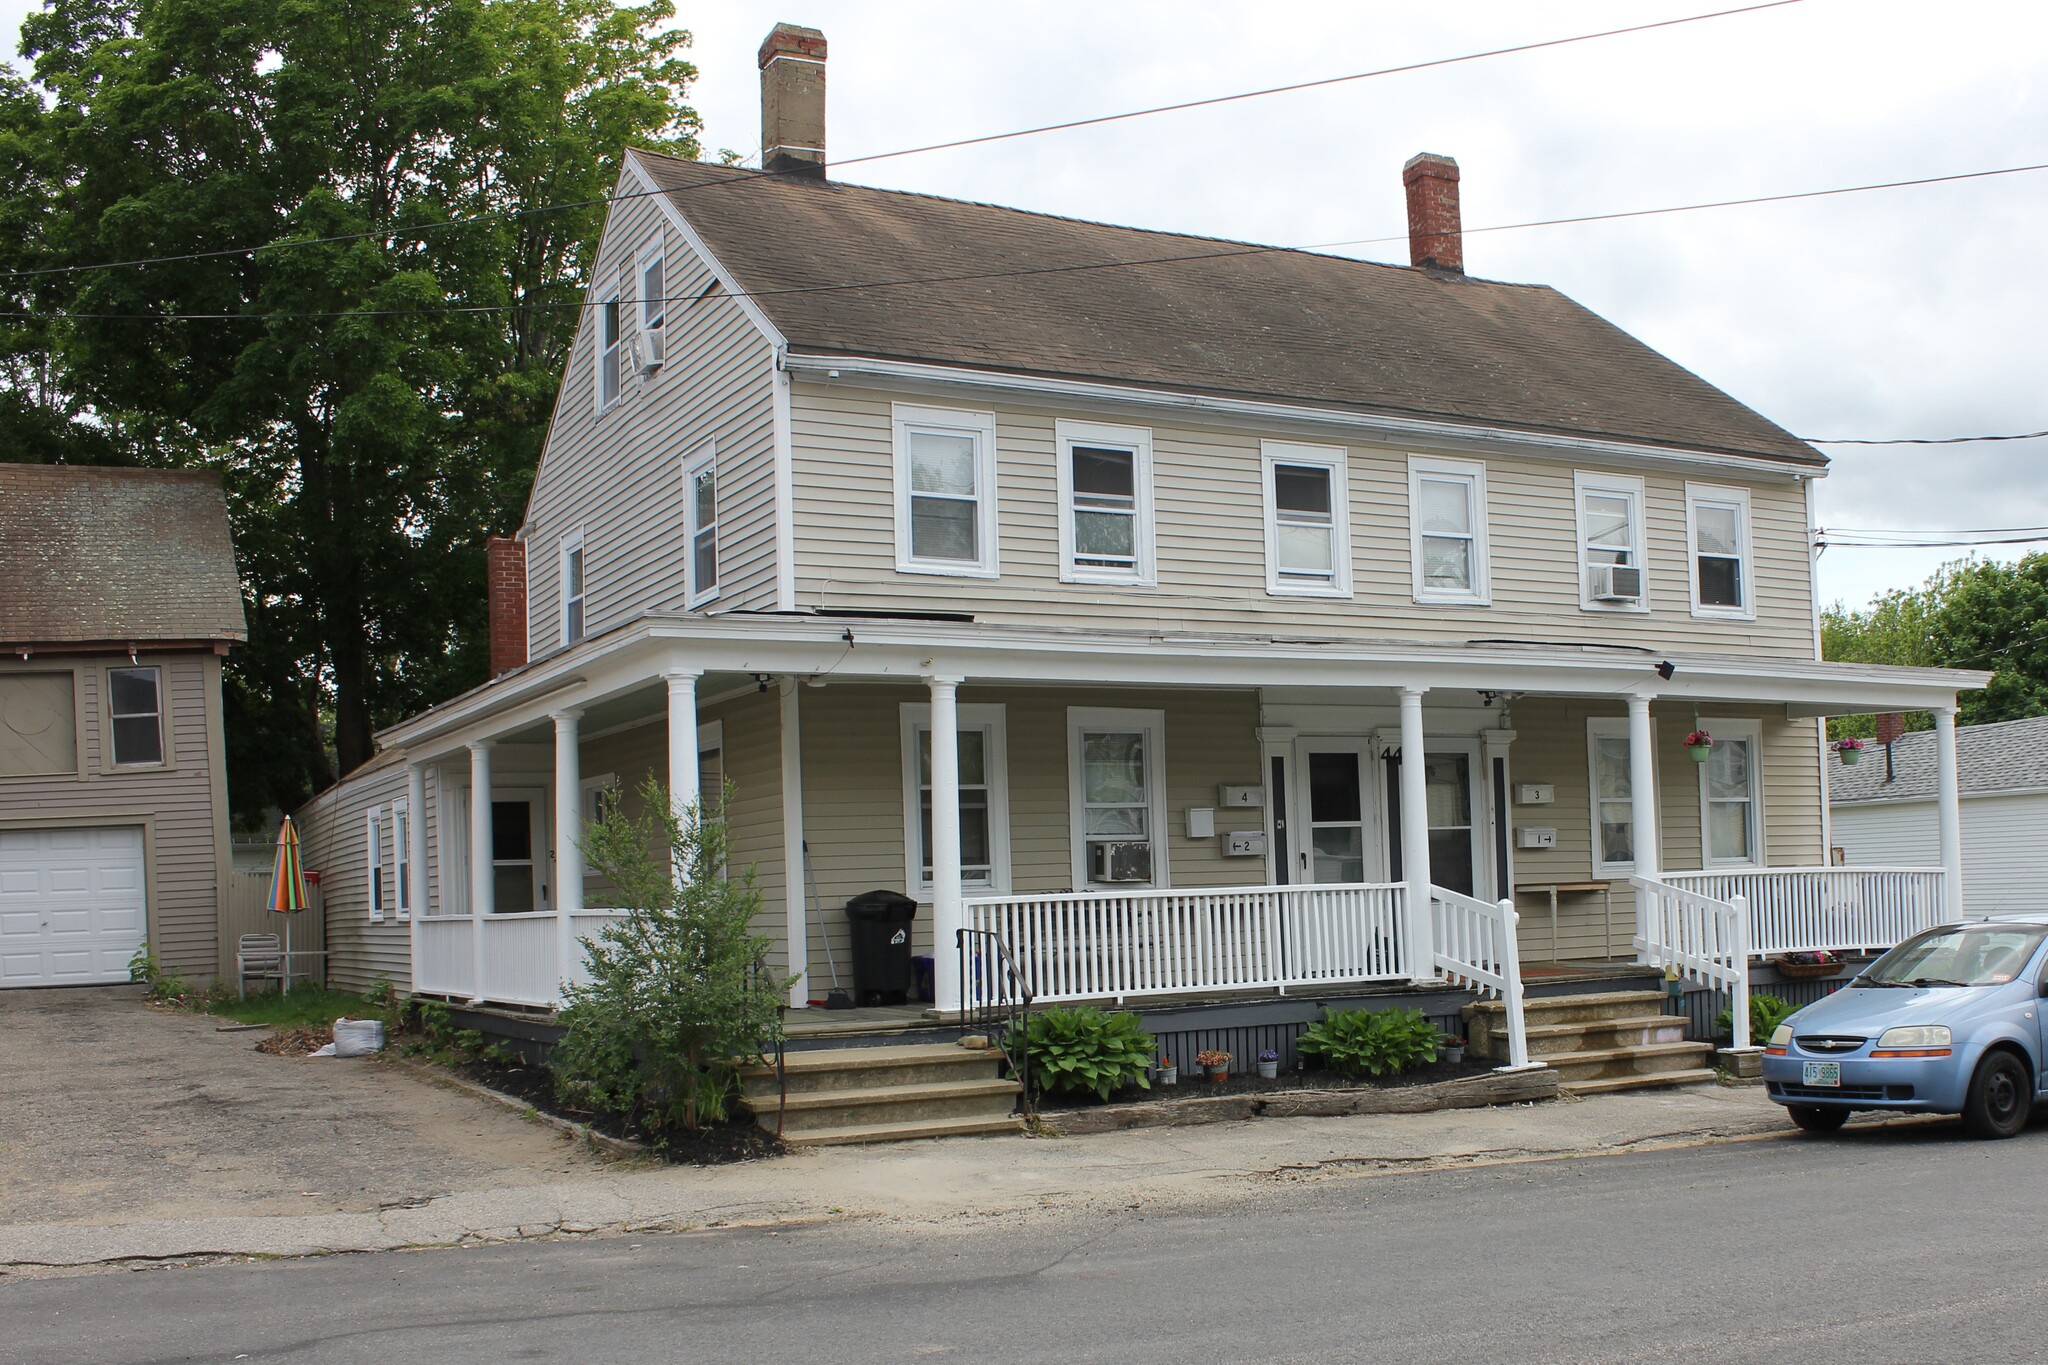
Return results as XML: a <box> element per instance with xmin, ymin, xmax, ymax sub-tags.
<box><xmin>1763</xmin><ymin>918</ymin><xmax>2048</xmax><ymax>1139</ymax></box>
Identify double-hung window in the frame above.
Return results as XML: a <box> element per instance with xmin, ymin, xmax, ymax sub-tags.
<box><xmin>595</xmin><ymin>285</ymin><xmax>623</xmax><ymax>411</ymax></box>
<box><xmin>107</xmin><ymin>666</ymin><xmax>164</xmax><ymax>767</ymax></box>
<box><xmin>893</xmin><ymin>404</ymin><xmax>999</xmax><ymax>577</ymax></box>
<box><xmin>1575</xmin><ymin>471</ymin><xmax>1648</xmax><ymax>611</ymax></box>
<box><xmin>1069</xmin><ymin>707</ymin><xmax>1168</xmax><ymax>888</ymax></box>
<box><xmin>560</xmin><ymin>530</ymin><xmax>585</xmax><ymax>645</ymax></box>
<box><xmin>1586</xmin><ymin>719</ymin><xmax>1639</xmax><ymax>877</ymax></box>
<box><xmin>1056</xmin><ymin>420</ymin><xmax>1154</xmax><ymax>585</ymax></box>
<box><xmin>1686</xmin><ymin>484</ymin><xmax>1755</xmax><ymax>619</ymax></box>
<box><xmin>367</xmin><ymin>806</ymin><xmax>389</xmax><ymax>923</ymax></box>
<box><xmin>899</xmin><ymin>703</ymin><xmax>1010</xmax><ymax>894</ymax></box>
<box><xmin>391</xmin><ymin>798</ymin><xmax>411</xmax><ymax>919</ymax></box>
<box><xmin>1262</xmin><ymin>441</ymin><xmax>1351</xmax><ymax>596</ymax></box>
<box><xmin>685</xmin><ymin>443</ymin><xmax>719</xmax><ymax>606</ymax></box>
<box><xmin>638</xmin><ymin>247</ymin><xmax>665</xmax><ymax>336</ymax></box>
<box><xmin>1700</xmin><ymin>721</ymin><xmax>1763</xmax><ymax>866</ymax></box>
<box><xmin>1408</xmin><ymin>455</ymin><xmax>1490</xmax><ymax>604</ymax></box>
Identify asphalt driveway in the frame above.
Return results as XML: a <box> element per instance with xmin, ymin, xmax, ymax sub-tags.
<box><xmin>0</xmin><ymin>988</ymin><xmax>609</xmax><ymax>1225</ymax></box>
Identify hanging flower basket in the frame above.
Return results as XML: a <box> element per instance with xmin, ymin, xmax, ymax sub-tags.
<box><xmin>1835</xmin><ymin>737</ymin><xmax>1866</xmax><ymax>766</ymax></box>
<box><xmin>1684</xmin><ymin>730</ymin><xmax>1713</xmax><ymax>764</ymax></box>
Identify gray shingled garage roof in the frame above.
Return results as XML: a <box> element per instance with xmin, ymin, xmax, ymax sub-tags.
<box><xmin>1830</xmin><ymin>715</ymin><xmax>2048</xmax><ymax>803</ymax></box>
<box><xmin>0</xmin><ymin>464</ymin><xmax>246</xmax><ymax>646</ymax></box>
<box><xmin>636</xmin><ymin>151</ymin><xmax>1824</xmax><ymax>468</ymax></box>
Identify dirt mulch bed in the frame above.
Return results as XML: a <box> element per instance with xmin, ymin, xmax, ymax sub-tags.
<box><xmin>255</xmin><ymin>1025</ymin><xmax>334</xmax><ymax>1057</ymax></box>
<box><xmin>452</xmin><ymin>1057</ymin><xmax>784</xmax><ymax>1165</ymax></box>
<box><xmin>1034</xmin><ymin>1057</ymin><xmax>1497</xmax><ymax>1113</ymax></box>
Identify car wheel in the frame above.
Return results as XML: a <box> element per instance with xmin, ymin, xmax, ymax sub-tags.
<box><xmin>1788</xmin><ymin>1105</ymin><xmax>1849</xmax><ymax>1134</ymax></box>
<box><xmin>1962</xmin><ymin>1051</ymin><xmax>2033</xmax><ymax>1140</ymax></box>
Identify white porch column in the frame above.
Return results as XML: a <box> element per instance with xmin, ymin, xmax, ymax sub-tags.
<box><xmin>929</xmin><ymin>676</ymin><xmax>965</xmax><ymax>1015</ymax></box>
<box><xmin>665</xmin><ymin>670</ymin><xmax>702</xmax><ymax>826</ymax></box>
<box><xmin>552</xmin><ymin>709</ymin><xmax>584</xmax><ymax>998</ymax></box>
<box><xmin>406</xmin><ymin>763</ymin><xmax>428</xmax><ymax>988</ymax></box>
<box><xmin>1935</xmin><ymin>706</ymin><xmax>1965</xmax><ymax>920</ymax></box>
<box><xmin>1627</xmin><ymin>694</ymin><xmax>1661</xmax><ymax>959</ymax></box>
<box><xmin>467</xmin><ymin>739</ymin><xmax>494</xmax><ymax>1003</ymax></box>
<box><xmin>1398</xmin><ymin>687</ymin><xmax>1436</xmax><ymax>979</ymax></box>
<box><xmin>778</xmin><ymin>678</ymin><xmax>809</xmax><ymax>1009</ymax></box>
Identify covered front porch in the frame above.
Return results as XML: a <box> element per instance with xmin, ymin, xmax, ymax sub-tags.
<box><xmin>377</xmin><ymin>614</ymin><xmax>1982</xmax><ymax>1048</ymax></box>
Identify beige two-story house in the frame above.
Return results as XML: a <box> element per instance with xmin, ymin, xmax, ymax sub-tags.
<box><xmin>298</xmin><ymin>26</ymin><xmax>1982</xmax><ymax>1054</ymax></box>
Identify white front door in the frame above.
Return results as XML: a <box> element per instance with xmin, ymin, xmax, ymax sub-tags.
<box><xmin>491</xmin><ymin>790</ymin><xmax>550</xmax><ymax>912</ymax></box>
<box><xmin>0</xmin><ymin>826</ymin><xmax>147</xmax><ymax>987</ymax></box>
<box><xmin>1388</xmin><ymin>741</ymin><xmax>1492</xmax><ymax>901</ymax></box>
<box><xmin>1287</xmin><ymin>740</ymin><xmax>1381</xmax><ymax>886</ymax></box>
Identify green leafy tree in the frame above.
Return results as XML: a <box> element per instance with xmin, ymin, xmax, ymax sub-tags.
<box><xmin>551</xmin><ymin>781</ymin><xmax>787</xmax><ymax>1132</ymax></box>
<box><xmin>8</xmin><ymin>0</ymin><xmax>700</xmax><ymax>818</ymax></box>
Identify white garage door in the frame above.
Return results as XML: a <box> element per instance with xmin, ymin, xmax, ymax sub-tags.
<box><xmin>0</xmin><ymin>827</ymin><xmax>148</xmax><ymax>988</ymax></box>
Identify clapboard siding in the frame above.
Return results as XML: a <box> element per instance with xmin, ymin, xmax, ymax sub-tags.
<box><xmin>0</xmin><ymin>651</ymin><xmax>228</xmax><ymax>980</ymax></box>
<box><xmin>1834</xmin><ymin>791</ymin><xmax>2045</xmax><ymax>914</ymax></box>
<box><xmin>522</xmin><ymin>164</ymin><xmax>780</xmax><ymax>656</ymax></box>
<box><xmin>296</xmin><ymin>754</ymin><xmax>413</xmax><ymax>993</ymax></box>
<box><xmin>789</xmin><ymin>381</ymin><xmax>1818</xmax><ymax>657</ymax></box>
<box><xmin>1504</xmin><ymin>696</ymin><xmax>1824</xmax><ymax>959</ymax></box>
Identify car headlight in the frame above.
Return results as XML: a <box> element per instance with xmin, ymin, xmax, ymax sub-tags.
<box><xmin>1769</xmin><ymin>1024</ymin><xmax>1793</xmax><ymax>1047</ymax></box>
<box><xmin>1876</xmin><ymin>1025</ymin><xmax>1952</xmax><ymax>1050</ymax></box>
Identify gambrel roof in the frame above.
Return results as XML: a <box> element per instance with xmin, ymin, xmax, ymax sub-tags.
<box><xmin>633</xmin><ymin>150</ymin><xmax>1823</xmax><ymax>468</ymax></box>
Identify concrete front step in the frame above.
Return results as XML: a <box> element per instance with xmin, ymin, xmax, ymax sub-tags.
<box><xmin>1521</xmin><ymin>1014</ymin><xmax>1690</xmax><ymax>1058</ymax></box>
<box><xmin>1544</xmin><ymin>1040</ymin><xmax>1717</xmax><ymax>1084</ymax></box>
<box><xmin>762</xmin><ymin>1078</ymin><xmax>1024</xmax><ymax>1135</ymax></box>
<box><xmin>779</xmin><ymin>1113</ymin><xmax>1027</xmax><ymax>1148</ymax></box>
<box><xmin>1564</xmin><ymin>1067</ymin><xmax>1720</xmax><ymax>1096</ymax></box>
<box><xmin>1466</xmin><ymin>991</ymin><xmax>1677</xmax><ymax>1059</ymax></box>
<box><xmin>737</xmin><ymin>1043</ymin><xmax>1006</xmax><ymax>1101</ymax></box>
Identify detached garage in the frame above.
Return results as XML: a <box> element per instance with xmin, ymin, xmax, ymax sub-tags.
<box><xmin>0</xmin><ymin>465</ymin><xmax>246</xmax><ymax>987</ymax></box>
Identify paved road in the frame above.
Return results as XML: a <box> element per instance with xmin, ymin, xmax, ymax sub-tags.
<box><xmin>7</xmin><ymin>1117</ymin><xmax>2045</xmax><ymax>1364</ymax></box>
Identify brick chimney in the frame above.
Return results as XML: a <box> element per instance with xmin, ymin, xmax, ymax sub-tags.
<box><xmin>759</xmin><ymin>23</ymin><xmax>827</xmax><ymax>177</ymax></box>
<box><xmin>1403</xmin><ymin>152</ymin><xmax>1463</xmax><ymax>274</ymax></box>
<box><xmin>486</xmin><ymin>535</ymin><xmax>528</xmax><ymax>678</ymax></box>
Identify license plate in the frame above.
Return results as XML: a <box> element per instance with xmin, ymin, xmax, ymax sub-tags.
<box><xmin>1802</xmin><ymin>1061</ymin><xmax>1842</xmax><ymax>1088</ymax></box>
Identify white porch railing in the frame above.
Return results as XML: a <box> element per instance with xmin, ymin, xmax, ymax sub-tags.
<box><xmin>1633</xmin><ymin>877</ymin><xmax>1752</xmax><ymax>1049</ymax></box>
<box><xmin>1662</xmin><ymin>867</ymin><xmax>1947</xmax><ymax>957</ymax></box>
<box><xmin>1431</xmin><ymin>887</ymin><xmax>1531</xmax><ymax>1069</ymax></box>
<box><xmin>411</xmin><ymin>910</ymin><xmax>629</xmax><ymax>1009</ymax></box>
<box><xmin>966</xmin><ymin>882</ymin><xmax>1410</xmax><ymax>1005</ymax></box>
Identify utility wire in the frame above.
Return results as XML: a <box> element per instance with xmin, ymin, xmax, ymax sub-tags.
<box><xmin>1810</xmin><ymin>429</ymin><xmax>2048</xmax><ymax>445</ymax></box>
<box><xmin>9</xmin><ymin>157</ymin><xmax>2047</xmax><ymax>325</ymax></box>
<box><xmin>0</xmin><ymin>1</ymin><xmax>1806</xmax><ymax>284</ymax></box>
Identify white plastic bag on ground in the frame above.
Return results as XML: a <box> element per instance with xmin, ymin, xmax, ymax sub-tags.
<box><xmin>331</xmin><ymin>1018</ymin><xmax>386</xmax><ymax>1057</ymax></box>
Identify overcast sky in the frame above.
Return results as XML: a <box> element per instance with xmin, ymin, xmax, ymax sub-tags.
<box><xmin>7</xmin><ymin>0</ymin><xmax>2044</xmax><ymax>612</ymax></box>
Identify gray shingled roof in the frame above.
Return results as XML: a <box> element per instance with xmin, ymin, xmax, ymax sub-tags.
<box><xmin>0</xmin><ymin>464</ymin><xmax>246</xmax><ymax>646</ymax></box>
<box><xmin>637</xmin><ymin>152</ymin><xmax>1824</xmax><ymax>468</ymax></box>
<box><xmin>1830</xmin><ymin>715</ymin><xmax>2048</xmax><ymax>803</ymax></box>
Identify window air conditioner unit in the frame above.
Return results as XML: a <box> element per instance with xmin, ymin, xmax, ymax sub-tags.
<box><xmin>634</xmin><ymin>326</ymin><xmax>665</xmax><ymax>375</ymax></box>
<box><xmin>1089</xmin><ymin>840</ymin><xmax>1154</xmax><ymax>884</ymax></box>
<box><xmin>1591</xmin><ymin>563</ymin><xmax>1643</xmax><ymax>602</ymax></box>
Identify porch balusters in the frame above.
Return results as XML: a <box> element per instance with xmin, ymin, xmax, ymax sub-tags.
<box><xmin>1397</xmin><ymin>687</ymin><xmax>1436</xmax><ymax>978</ymax></box>
<box><xmin>467</xmin><ymin>739</ymin><xmax>494</xmax><ymax>1004</ymax></box>
<box><xmin>1934</xmin><ymin>707</ymin><xmax>1964</xmax><ymax>921</ymax></box>
<box><xmin>553</xmin><ymin>708</ymin><xmax>584</xmax><ymax>996</ymax></box>
<box><xmin>929</xmin><ymin>675</ymin><xmax>966</xmax><ymax>1015</ymax></box>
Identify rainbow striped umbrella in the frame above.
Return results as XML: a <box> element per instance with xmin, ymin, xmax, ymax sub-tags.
<box><xmin>267</xmin><ymin>815</ymin><xmax>309</xmax><ymax>993</ymax></box>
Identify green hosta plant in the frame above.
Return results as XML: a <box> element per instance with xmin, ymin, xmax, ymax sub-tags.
<box><xmin>1012</xmin><ymin>1007</ymin><xmax>1156</xmax><ymax>1101</ymax></box>
<box><xmin>1297</xmin><ymin>1006</ymin><xmax>1441</xmax><ymax>1078</ymax></box>
<box><xmin>1716</xmin><ymin>992</ymin><xmax>1797</xmax><ymax>1044</ymax></box>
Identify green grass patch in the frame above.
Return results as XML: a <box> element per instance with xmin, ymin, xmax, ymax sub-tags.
<box><xmin>207</xmin><ymin>987</ymin><xmax>371</xmax><ymax>1030</ymax></box>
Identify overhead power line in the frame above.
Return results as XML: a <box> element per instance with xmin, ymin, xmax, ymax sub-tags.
<box><xmin>1809</xmin><ymin>429</ymin><xmax>2048</xmax><ymax>445</ymax></box>
<box><xmin>0</xmin><ymin>0</ymin><xmax>1807</xmax><ymax>285</ymax></box>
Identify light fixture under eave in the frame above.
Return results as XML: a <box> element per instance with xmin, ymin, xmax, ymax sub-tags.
<box><xmin>1655</xmin><ymin>660</ymin><xmax>1676</xmax><ymax>681</ymax></box>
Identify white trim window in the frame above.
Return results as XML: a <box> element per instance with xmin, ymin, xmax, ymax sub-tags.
<box><xmin>1262</xmin><ymin>441</ymin><xmax>1351</xmax><ymax>596</ymax></box>
<box><xmin>637</xmin><ymin>244</ymin><xmax>665</xmax><ymax>337</ymax></box>
<box><xmin>893</xmin><ymin>403</ymin><xmax>999</xmax><ymax>577</ymax></box>
<box><xmin>1586</xmin><ymin>718</ymin><xmax>1639</xmax><ymax>878</ymax></box>
<box><xmin>392</xmin><ymin>797</ymin><xmax>411</xmax><ymax>920</ymax></box>
<box><xmin>367</xmin><ymin>806</ymin><xmax>389</xmax><ymax>923</ymax></box>
<box><xmin>559</xmin><ymin>530</ymin><xmax>586</xmax><ymax>645</ymax></box>
<box><xmin>1055</xmin><ymin>420</ymin><xmax>1155</xmax><ymax>585</ymax></box>
<box><xmin>1408</xmin><ymin>455</ymin><xmax>1490</xmax><ymax>604</ymax></box>
<box><xmin>1575</xmin><ymin>471</ymin><xmax>1649</xmax><ymax>612</ymax></box>
<box><xmin>686</xmin><ymin>442</ymin><xmax>719</xmax><ymax>606</ymax></box>
<box><xmin>581</xmin><ymin>772</ymin><xmax>620</xmax><ymax>826</ymax></box>
<box><xmin>106</xmin><ymin>665</ymin><xmax>164</xmax><ymax>767</ymax></box>
<box><xmin>595</xmin><ymin>282</ymin><xmax>623</xmax><ymax>411</ymax></box>
<box><xmin>1700</xmin><ymin>720</ymin><xmax>1764</xmax><ymax>867</ymax></box>
<box><xmin>899</xmin><ymin>703</ymin><xmax>1011</xmax><ymax>894</ymax></box>
<box><xmin>1069</xmin><ymin>707</ymin><xmax>1169</xmax><ymax>888</ymax></box>
<box><xmin>1686</xmin><ymin>483</ymin><xmax>1756</xmax><ymax>619</ymax></box>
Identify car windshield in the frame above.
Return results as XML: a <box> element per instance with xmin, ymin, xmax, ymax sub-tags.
<box><xmin>1858</xmin><ymin>924</ymin><xmax>2048</xmax><ymax>988</ymax></box>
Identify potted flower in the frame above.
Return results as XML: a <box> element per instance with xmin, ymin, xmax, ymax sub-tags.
<box><xmin>1773</xmin><ymin>949</ymin><xmax>1844</xmax><ymax>979</ymax></box>
<box><xmin>1684</xmin><ymin>729</ymin><xmax>1713</xmax><ymax>763</ymax></box>
<box><xmin>1255</xmin><ymin>1049</ymin><xmax>1280</xmax><ymax>1080</ymax></box>
<box><xmin>1197</xmin><ymin>1050</ymin><xmax>1232</xmax><ymax>1083</ymax></box>
<box><xmin>1156</xmin><ymin>1055</ymin><xmax>1177</xmax><ymax>1086</ymax></box>
<box><xmin>1439</xmin><ymin>1034</ymin><xmax>1466</xmax><ymax>1064</ymax></box>
<box><xmin>1835</xmin><ymin>736</ymin><xmax>1866</xmax><ymax>766</ymax></box>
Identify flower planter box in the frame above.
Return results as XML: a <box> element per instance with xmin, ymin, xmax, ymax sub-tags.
<box><xmin>1773</xmin><ymin>956</ymin><xmax>1845</xmax><ymax>980</ymax></box>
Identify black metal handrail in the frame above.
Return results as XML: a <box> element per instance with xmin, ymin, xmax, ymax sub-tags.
<box><xmin>956</xmin><ymin>926</ymin><xmax>1035</xmax><ymax>1118</ymax></box>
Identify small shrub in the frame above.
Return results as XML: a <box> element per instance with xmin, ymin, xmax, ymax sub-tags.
<box><xmin>1297</xmin><ymin>1006</ymin><xmax>1440</xmax><ymax>1077</ymax></box>
<box><xmin>1012</xmin><ymin>1007</ymin><xmax>1155</xmax><ymax>1101</ymax></box>
<box><xmin>1716</xmin><ymin>993</ymin><xmax>1796</xmax><ymax>1044</ymax></box>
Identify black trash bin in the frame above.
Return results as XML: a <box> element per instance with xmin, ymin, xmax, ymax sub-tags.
<box><xmin>844</xmin><ymin>890</ymin><xmax>918</xmax><ymax>1006</ymax></box>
